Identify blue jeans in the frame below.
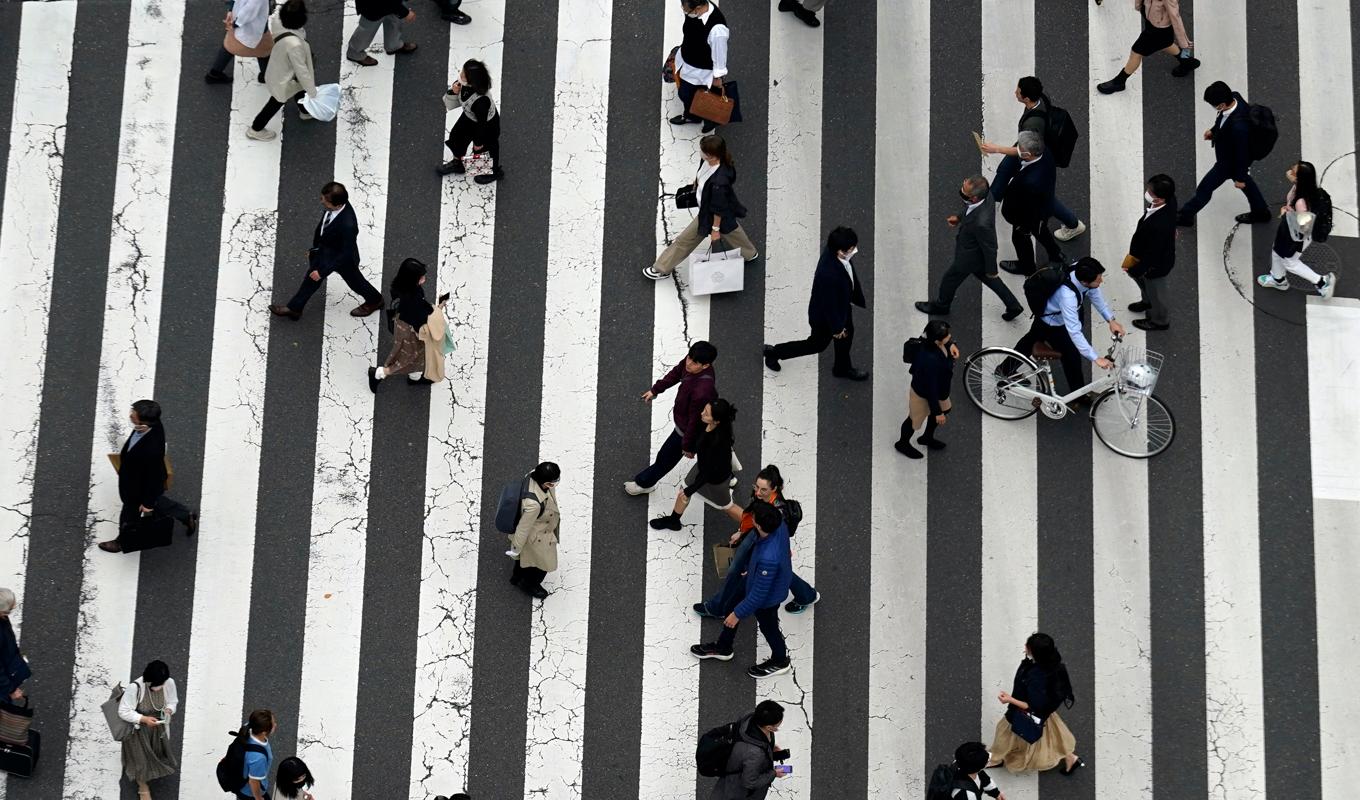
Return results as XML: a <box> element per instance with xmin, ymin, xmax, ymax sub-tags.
<box><xmin>634</xmin><ymin>428</ymin><xmax>684</xmax><ymax>489</ymax></box>
<box><xmin>703</xmin><ymin>532</ymin><xmax>817</xmax><ymax>615</ymax></box>
<box><xmin>1179</xmin><ymin>161</ymin><xmax>1268</xmax><ymax>219</ymax></box>
<box><xmin>991</xmin><ymin>153</ymin><xmax>1079</xmax><ymax>228</ymax></box>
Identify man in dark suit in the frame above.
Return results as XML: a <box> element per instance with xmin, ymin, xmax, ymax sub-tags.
<box><xmin>1125</xmin><ymin>174</ymin><xmax>1178</xmax><ymax>331</ymax></box>
<box><xmin>270</xmin><ymin>182</ymin><xmax>384</xmax><ymax>320</ymax></box>
<box><xmin>1176</xmin><ymin>80</ymin><xmax>1270</xmax><ymax>227</ymax></box>
<box><xmin>98</xmin><ymin>400</ymin><xmax>198</xmax><ymax>553</ymax></box>
<box><xmin>996</xmin><ymin>131</ymin><xmax>1062</xmax><ymax>277</ymax></box>
<box><xmin>763</xmin><ymin>226</ymin><xmax>870</xmax><ymax>381</ymax></box>
<box><xmin>915</xmin><ymin>175</ymin><xmax>1024</xmax><ymax>320</ymax></box>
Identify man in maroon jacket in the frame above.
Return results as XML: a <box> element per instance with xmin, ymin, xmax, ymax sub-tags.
<box><xmin>624</xmin><ymin>340</ymin><xmax>719</xmax><ymax>494</ymax></box>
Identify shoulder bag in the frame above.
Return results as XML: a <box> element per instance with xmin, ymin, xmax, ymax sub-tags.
<box><xmin>0</xmin><ymin>696</ymin><xmax>33</xmax><ymax>746</ymax></box>
<box><xmin>101</xmin><ymin>683</ymin><xmax>136</xmax><ymax>742</ymax></box>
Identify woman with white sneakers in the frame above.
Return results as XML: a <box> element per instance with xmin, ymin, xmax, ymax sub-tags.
<box><xmin>1257</xmin><ymin>160</ymin><xmax>1337</xmax><ymax>298</ymax></box>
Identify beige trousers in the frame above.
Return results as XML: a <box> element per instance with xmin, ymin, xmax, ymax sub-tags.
<box><xmin>653</xmin><ymin>218</ymin><xmax>758</xmax><ymax>276</ymax></box>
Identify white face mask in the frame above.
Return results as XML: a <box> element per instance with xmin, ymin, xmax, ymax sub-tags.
<box><xmin>1144</xmin><ymin>191</ymin><xmax>1156</xmax><ymax>206</ymax></box>
<box><xmin>844</xmin><ymin>247</ymin><xmax>858</xmax><ymax>260</ymax></box>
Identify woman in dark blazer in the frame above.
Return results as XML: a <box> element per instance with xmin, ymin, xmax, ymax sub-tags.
<box><xmin>896</xmin><ymin>320</ymin><xmax>958</xmax><ymax>459</ymax></box>
<box><xmin>988</xmin><ymin>632</ymin><xmax>1084</xmax><ymax>775</ymax></box>
<box><xmin>645</xmin><ymin>135</ymin><xmax>760</xmax><ymax>279</ymax></box>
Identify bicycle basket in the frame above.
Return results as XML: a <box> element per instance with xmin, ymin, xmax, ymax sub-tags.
<box><xmin>1114</xmin><ymin>344</ymin><xmax>1162</xmax><ymax>396</ymax></box>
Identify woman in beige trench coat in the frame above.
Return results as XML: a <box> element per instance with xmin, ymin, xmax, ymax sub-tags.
<box><xmin>508</xmin><ymin>462</ymin><xmax>561</xmax><ymax>600</ymax></box>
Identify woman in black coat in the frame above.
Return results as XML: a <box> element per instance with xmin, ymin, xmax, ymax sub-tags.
<box><xmin>0</xmin><ymin>588</ymin><xmax>30</xmax><ymax>702</ymax></box>
<box><xmin>645</xmin><ymin>135</ymin><xmax>760</xmax><ymax>279</ymax></box>
<box><xmin>987</xmin><ymin>632</ymin><xmax>1084</xmax><ymax>775</ymax></box>
<box><xmin>896</xmin><ymin>320</ymin><xmax>958</xmax><ymax>459</ymax></box>
<box><xmin>650</xmin><ymin>399</ymin><xmax>737</xmax><ymax>530</ymax></box>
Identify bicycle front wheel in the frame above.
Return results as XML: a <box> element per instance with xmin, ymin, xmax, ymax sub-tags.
<box><xmin>963</xmin><ymin>347</ymin><xmax>1049</xmax><ymax>421</ymax></box>
<box><xmin>1090</xmin><ymin>390</ymin><xmax>1176</xmax><ymax>458</ymax></box>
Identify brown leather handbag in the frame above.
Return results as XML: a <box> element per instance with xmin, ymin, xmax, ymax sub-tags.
<box><xmin>689</xmin><ymin>84</ymin><xmax>735</xmax><ymax>126</ymax></box>
<box><xmin>224</xmin><ymin>12</ymin><xmax>274</xmax><ymax>59</ymax></box>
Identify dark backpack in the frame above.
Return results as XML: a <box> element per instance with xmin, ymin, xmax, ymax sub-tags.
<box><xmin>1025</xmin><ymin>97</ymin><xmax>1079</xmax><ymax>168</ymax></box>
<box><xmin>494</xmin><ymin>475</ymin><xmax>543</xmax><ymax>535</ymax></box>
<box><xmin>1245</xmin><ymin>103</ymin><xmax>1278</xmax><ymax>161</ymax></box>
<box><xmin>1022</xmin><ymin>262</ymin><xmax>1073</xmax><ymax>318</ymax></box>
<box><xmin>696</xmin><ymin>720</ymin><xmax>743</xmax><ymax>777</ymax></box>
<box><xmin>903</xmin><ymin>337</ymin><xmax>925</xmax><ymax>364</ymax></box>
<box><xmin>779</xmin><ymin>498</ymin><xmax>803</xmax><ymax>536</ymax></box>
<box><xmin>1311</xmin><ymin>188</ymin><xmax>1334</xmax><ymax>242</ymax></box>
<box><xmin>215</xmin><ymin>727</ymin><xmax>267</xmax><ymax>794</ymax></box>
<box><xmin>926</xmin><ymin>763</ymin><xmax>960</xmax><ymax>800</ymax></box>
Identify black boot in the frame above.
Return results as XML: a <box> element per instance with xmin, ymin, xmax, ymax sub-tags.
<box><xmin>894</xmin><ymin>420</ymin><xmax>923</xmax><ymax>459</ymax></box>
<box><xmin>1096</xmin><ymin>69</ymin><xmax>1130</xmax><ymax>95</ymax></box>
<box><xmin>918</xmin><ymin>417</ymin><xmax>947</xmax><ymax>450</ymax></box>
<box><xmin>650</xmin><ymin>511</ymin><xmax>683</xmax><ymax>531</ymax></box>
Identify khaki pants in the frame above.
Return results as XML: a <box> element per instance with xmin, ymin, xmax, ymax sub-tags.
<box><xmin>909</xmin><ymin>390</ymin><xmax>951</xmax><ymax>428</ymax></box>
<box><xmin>653</xmin><ymin>218</ymin><xmax>758</xmax><ymax>276</ymax></box>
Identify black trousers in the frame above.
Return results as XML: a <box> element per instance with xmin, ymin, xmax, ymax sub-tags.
<box><xmin>286</xmin><ymin>262</ymin><xmax>382</xmax><ymax>312</ymax></box>
<box><xmin>1015</xmin><ymin>319</ymin><xmax>1085</xmax><ymax>394</ymax></box>
<box><xmin>1011</xmin><ymin>216</ymin><xmax>1061</xmax><ymax>275</ymax></box>
<box><xmin>1179</xmin><ymin>161</ymin><xmax>1268</xmax><ymax>219</ymax></box>
<box><xmin>935</xmin><ymin>258</ymin><xmax>1023</xmax><ymax>312</ymax></box>
<box><xmin>771</xmin><ymin>318</ymin><xmax>854</xmax><ymax>373</ymax></box>
<box><xmin>511</xmin><ymin>560</ymin><xmax>546</xmax><ymax>589</ymax></box>
<box><xmin>252</xmin><ymin>90</ymin><xmax>304</xmax><ymax>132</ymax></box>
<box><xmin>209</xmin><ymin>47</ymin><xmax>268</xmax><ymax>77</ymax></box>
<box><xmin>446</xmin><ymin>114</ymin><xmax>501</xmax><ymax>168</ymax></box>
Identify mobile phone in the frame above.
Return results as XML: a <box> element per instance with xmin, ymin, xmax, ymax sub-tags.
<box><xmin>438</xmin><ymin>292</ymin><xmax>451</xmax><ymax>305</ymax></box>
<box><xmin>775</xmin><ymin>765</ymin><xmax>792</xmax><ymax>776</ymax></box>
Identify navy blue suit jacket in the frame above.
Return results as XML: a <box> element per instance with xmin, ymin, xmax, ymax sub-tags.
<box><xmin>1000</xmin><ymin>151</ymin><xmax>1057</xmax><ymax>225</ymax></box>
<box><xmin>1210</xmin><ymin>93</ymin><xmax>1254</xmax><ymax>182</ymax></box>
<box><xmin>807</xmin><ymin>248</ymin><xmax>867</xmax><ymax>332</ymax></box>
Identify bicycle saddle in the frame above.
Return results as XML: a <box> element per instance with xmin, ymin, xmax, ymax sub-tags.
<box><xmin>1031</xmin><ymin>340</ymin><xmax>1062</xmax><ymax>360</ymax></box>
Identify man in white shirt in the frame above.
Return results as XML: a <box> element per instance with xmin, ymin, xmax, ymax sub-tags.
<box><xmin>1013</xmin><ymin>257</ymin><xmax>1125</xmax><ymax>399</ymax></box>
<box><xmin>671</xmin><ymin>0</ymin><xmax>730</xmax><ymax>133</ymax></box>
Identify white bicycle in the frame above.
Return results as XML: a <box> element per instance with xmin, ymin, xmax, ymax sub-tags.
<box><xmin>962</xmin><ymin>335</ymin><xmax>1176</xmax><ymax>458</ymax></box>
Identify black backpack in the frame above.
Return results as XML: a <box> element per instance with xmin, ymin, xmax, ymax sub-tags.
<box><xmin>1026</xmin><ymin>97</ymin><xmax>1079</xmax><ymax>168</ymax></box>
<box><xmin>1022</xmin><ymin>262</ymin><xmax>1073</xmax><ymax>318</ymax></box>
<box><xmin>494</xmin><ymin>475</ymin><xmax>543</xmax><ymax>535</ymax></box>
<box><xmin>926</xmin><ymin>763</ymin><xmax>960</xmax><ymax>800</ymax></box>
<box><xmin>1245</xmin><ymin>103</ymin><xmax>1278</xmax><ymax>161</ymax></box>
<box><xmin>1312</xmin><ymin>188</ymin><xmax>1334</xmax><ymax>242</ymax></box>
<box><xmin>779</xmin><ymin>498</ymin><xmax>803</xmax><ymax>536</ymax></box>
<box><xmin>696</xmin><ymin>720</ymin><xmax>743</xmax><ymax>777</ymax></box>
<box><xmin>215</xmin><ymin>727</ymin><xmax>267</xmax><ymax>794</ymax></box>
<box><xmin>903</xmin><ymin>337</ymin><xmax>925</xmax><ymax>364</ymax></box>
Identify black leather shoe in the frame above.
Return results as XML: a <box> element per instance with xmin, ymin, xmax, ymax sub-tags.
<box><xmin>790</xmin><ymin>5</ymin><xmax>820</xmax><ymax>27</ymax></box>
<box><xmin>204</xmin><ymin>69</ymin><xmax>232</xmax><ymax>85</ymax></box>
<box><xmin>1171</xmin><ymin>57</ymin><xmax>1200</xmax><ymax>77</ymax></box>
<box><xmin>367</xmin><ymin>367</ymin><xmax>381</xmax><ymax>394</ymax></box>
<box><xmin>441</xmin><ymin>9</ymin><xmax>471</xmax><ymax>23</ymax></box>
<box><xmin>269</xmin><ymin>304</ymin><xmax>301</xmax><ymax>320</ymax></box>
<box><xmin>669</xmin><ymin>114</ymin><xmax>700</xmax><ymax>125</ymax></box>
<box><xmin>832</xmin><ymin>368</ymin><xmax>870</xmax><ymax>381</ymax></box>
<box><xmin>1002</xmin><ymin>307</ymin><xmax>1025</xmax><ymax>321</ymax></box>
<box><xmin>1132</xmin><ymin>318</ymin><xmax>1169</xmax><ymax>331</ymax></box>
<box><xmin>763</xmin><ymin>345</ymin><xmax>781</xmax><ymax>372</ymax></box>
<box><xmin>998</xmin><ymin>260</ymin><xmax>1030</xmax><ymax>276</ymax></box>
<box><xmin>1128</xmin><ymin>301</ymin><xmax>1151</xmax><ymax>313</ymax></box>
<box><xmin>185</xmin><ymin>511</ymin><xmax>199</xmax><ymax>537</ymax></box>
<box><xmin>407</xmin><ymin>376</ymin><xmax>435</xmax><ymax>385</ymax></box>
<box><xmin>437</xmin><ymin>159</ymin><xmax>465</xmax><ymax>175</ymax></box>
<box><xmin>915</xmin><ymin>301</ymin><xmax>949</xmax><ymax>315</ymax></box>
<box><xmin>473</xmin><ymin>167</ymin><xmax>504</xmax><ymax>185</ymax></box>
<box><xmin>522</xmin><ymin>584</ymin><xmax>549</xmax><ymax>600</ymax></box>
<box><xmin>1236</xmin><ymin>210</ymin><xmax>1271</xmax><ymax>224</ymax></box>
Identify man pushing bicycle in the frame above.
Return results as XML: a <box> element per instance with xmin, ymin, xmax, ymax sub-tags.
<box><xmin>1014</xmin><ymin>257</ymin><xmax>1126</xmax><ymax>402</ymax></box>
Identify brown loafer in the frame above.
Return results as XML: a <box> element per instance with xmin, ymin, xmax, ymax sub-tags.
<box><xmin>270</xmin><ymin>304</ymin><xmax>301</xmax><ymax>320</ymax></box>
<box><xmin>351</xmin><ymin>301</ymin><xmax>383</xmax><ymax>317</ymax></box>
<box><xmin>386</xmin><ymin>42</ymin><xmax>418</xmax><ymax>55</ymax></box>
<box><xmin>347</xmin><ymin>54</ymin><xmax>379</xmax><ymax>66</ymax></box>
<box><xmin>98</xmin><ymin>540</ymin><xmax>122</xmax><ymax>553</ymax></box>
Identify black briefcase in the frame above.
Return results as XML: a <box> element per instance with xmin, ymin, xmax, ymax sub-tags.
<box><xmin>0</xmin><ymin>728</ymin><xmax>40</xmax><ymax>778</ymax></box>
<box><xmin>119</xmin><ymin>512</ymin><xmax>174</xmax><ymax>553</ymax></box>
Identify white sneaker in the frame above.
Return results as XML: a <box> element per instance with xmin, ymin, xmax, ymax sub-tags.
<box><xmin>1319</xmin><ymin>273</ymin><xmax>1338</xmax><ymax>298</ymax></box>
<box><xmin>623</xmin><ymin>480</ymin><xmax>657</xmax><ymax>496</ymax></box>
<box><xmin>642</xmin><ymin>266</ymin><xmax>667</xmax><ymax>281</ymax></box>
<box><xmin>1053</xmin><ymin>220</ymin><xmax>1087</xmax><ymax>242</ymax></box>
<box><xmin>245</xmin><ymin>127</ymin><xmax>277</xmax><ymax>141</ymax></box>
<box><xmin>1256</xmin><ymin>274</ymin><xmax>1289</xmax><ymax>291</ymax></box>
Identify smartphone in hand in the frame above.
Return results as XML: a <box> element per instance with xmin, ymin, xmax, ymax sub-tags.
<box><xmin>774</xmin><ymin>765</ymin><xmax>792</xmax><ymax>776</ymax></box>
<box><xmin>438</xmin><ymin>292</ymin><xmax>451</xmax><ymax>305</ymax></box>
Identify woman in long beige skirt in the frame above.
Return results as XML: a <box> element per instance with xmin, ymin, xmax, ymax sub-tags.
<box><xmin>987</xmin><ymin>632</ymin><xmax>1085</xmax><ymax>776</ymax></box>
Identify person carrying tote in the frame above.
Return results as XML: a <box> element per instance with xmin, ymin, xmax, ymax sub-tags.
<box><xmin>438</xmin><ymin>59</ymin><xmax>503</xmax><ymax>185</ymax></box>
<box><xmin>118</xmin><ymin>660</ymin><xmax>180</xmax><ymax>800</ymax></box>
<box><xmin>644</xmin><ymin>135</ymin><xmax>759</xmax><ymax>280</ymax></box>
<box><xmin>987</xmin><ymin>633</ymin><xmax>1084</xmax><ymax>776</ymax></box>
<box><xmin>895</xmin><ymin>320</ymin><xmax>958</xmax><ymax>459</ymax></box>
<box><xmin>247</xmin><ymin>0</ymin><xmax>317</xmax><ymax>142</ymax></box>
<box><xmin>206</xmin><ymin>0</ymin><xmax>274</xmax><ymax>85</ymax></box>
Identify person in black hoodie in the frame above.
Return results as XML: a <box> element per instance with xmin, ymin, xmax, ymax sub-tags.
<box><xmin>1123</xmin><ymin>173</ymin><xmax>1178</xmax><ymax>330</ymax></box>
<box><xmin>896</xmin><ymin>320</ymin><xmax>958</xmax><ymax>459</ymax></box>
<box><xmin>1176</xmin><ymin>81</ymin><xmax>1270</xmax><ymax>227</ymax></box>
<box><xmin>987</xmin><ymin>632</ymin><xmax>1084</xmax><ymax>776</ymax></box>
<box><xmin>651</xmin><ymin>399</ymin><xmax>737</xmax><ymax>530</ymax></box>
<box><xmin>98</xmin><ymin>400</ymin><xmax>198</xmax><ymax>553</ymax></box>
<box><xmin>646</xmin><ymin>135</ymin><xmax>759</xmax><ymax>279</ymax></box>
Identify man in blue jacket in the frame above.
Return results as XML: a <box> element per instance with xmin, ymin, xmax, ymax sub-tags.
<box><xmin>690</xmin><ymin>504</ymin><xmax>794</xmax><ymax>679</ymax></box>
<box><xmin>1176</xmin><ymin>81</ymin><xmax>1270</xmax><ymax>227</ymax></box>
<box><xmin>763</xmin><ymin>226</ymin><xmax>870</xmax><ymax>381</ymax></box>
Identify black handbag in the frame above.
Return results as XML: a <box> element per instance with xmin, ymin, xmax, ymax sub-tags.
<box><xmin>675</xmin><ymin>184</ymin><xmax>698</xmax><ymax>209</ymax></box>
<box><xmin>0</xmin><ymin>728</ymin><xmax>39</xmax><ymax>778</ymax></box>
<box><xmin>119</xmin><ymin>512</ymin><xmax>174</xmax><ymax>553</ymax></box>
<box><xmin>1006</xmin><ymin>706</ymin><xmax>1044</xmax><ymax>744</ymax></box>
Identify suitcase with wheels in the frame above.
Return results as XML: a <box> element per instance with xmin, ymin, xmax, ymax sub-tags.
<box><xmin>0</xmin><ymin>728</ymin><xmax>40</xmax><ymax>777</ymax></box>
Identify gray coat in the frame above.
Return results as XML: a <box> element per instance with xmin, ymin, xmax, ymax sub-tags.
<box><xmin>952</xmin><ymin>196</ymin><xmax>999</xmax><ymax>276</ymax></box>
<box><xmin>708</xmin><ymin>715</ymin><xmax>777</xmax><ymax>800</ymax></box>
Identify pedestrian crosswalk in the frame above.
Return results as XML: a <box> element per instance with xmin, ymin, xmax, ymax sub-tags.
<box><xmin>2</xmin><ymin>1</ymin><xmax>1359</xmax><ymax>799</ymax></box>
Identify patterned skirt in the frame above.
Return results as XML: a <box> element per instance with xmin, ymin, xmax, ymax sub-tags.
<box><xmin>987</xmin><ymin>710</ymin><xmax>1077</xmax><ymax>773</ymax></box>
<box><xmin>383</xmin><ymin>319</ymin><xmax>426</xmax><ymax>376</ymax></box>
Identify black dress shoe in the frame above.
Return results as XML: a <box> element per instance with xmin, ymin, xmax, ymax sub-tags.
<box><xmin>441</xmin><ymin>9</ymin><xmax>472</xmax><ymax>24</ymax></box>
<box><xmin>269</xmin><ymin>304</ymin><xmax>301</xmax><ymax>320</ymax></box>
<box><xmin>998</xmin><ymin>260</ymin><xmax>1031</xmax><ymax>276</ymax></box>
<box><xmin>367</xmin><ymin>367</ymin><xmax>381</xmax><ymax>394</ymax></box>
<box><xmin>473</xmin><ymin>167</ymin><xmax>504</xmax><ymax>185</ymax></box>
<box><xmin>407</xmin><ymin>376</ymin><xmax>435</xmax><ymax>385</ymax></box>
<box><xmin>791</xmin><ymin>5</ymin><xmax>821</xmax><ymax>26</ymax></box>
<box><xmin>832</xmin><ymin>368</ymin><xmax>870</xmax><ymax>381</ymax></box>
<box><xmin>915</xmin><ymin>301</ymin><xmax>949</xmax><ymax>315</ymax></box>
<box><xmin>520</xmin><ymin>583</ymin><xmax>549</xmax><ymax>600</ymax></box>
<box><xmin>1132</xmin><ymin>318</ymin><xmax>1169</xmax><ymax>331</ymax></box>
<box><xmin>437</xmin><ymin>158</ymin><xmax>465</xmax><ymax>175</ymax></box>
<box><xmin>1002</xmin><ymin>307</ymin><xmax>1025</xmax><ymax>321</ymax></box>
<box><xmin>1236</xmin><ymin>210</ymin><xmax>1271</xmax><ymax>224</ymax></box>
<box><xmin>763</xmin><ymin>345</ymin><xmax>781</xmax><ymax>372</ymax></box>
<box><xmin>185</xmin><ymin>511</ymin><xmax>199</xmax><ymax>537</ymax></box>
<box><xmin>204</xmin><ymin>69</ymin><xmax>233</xmax><ymax>85</ymax></box>
<box><xmin>1128</xmin><ymin>300</ymin><xmax>1151</xmax><ymax>313</ymax></box>
<box><xmin>669</xmin><ymin>114</ymin><xmax>700</xmax><ymax>126</ymax></box>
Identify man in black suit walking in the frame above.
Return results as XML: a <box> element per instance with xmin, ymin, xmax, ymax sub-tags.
<box><xmin>1124</xmin><ymin>174</ymin><xmax>1178</xmax><ymax>330</ymax></box>
<box><xmin>270</xmin><ymin>182</ymin><xmax>384</xmax><ymax>320</ymax></box>
<box><xmin>915</xmin><ymin>175</ymin><xmax>1024</xmax><ymax>321</ymax></box>
<box><xmin>98</xmin><ymin>400</ymin><xmax>198</xmax><ymax>553</ymax></box>
<box><xmin>1176</xmin><ymin>80</ymin><xmax>1270</xmax><ymax>227</ymax></box>
<box><xmin>997</xmin><ymin>131</ymin><xmax>1062</xmax><ymax>277</ymax></box>
<box><xmin>763</xmin><ymin>226</ymin><xmax>870</xmax><ymax>381</ymax></box>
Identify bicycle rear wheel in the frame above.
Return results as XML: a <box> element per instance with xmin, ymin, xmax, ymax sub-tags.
<box><xmin>963</xmin><ymin>347</ymin><xmax>1049</xmax><ymax>420</ymax></box>
<box><xmin>1090</xmin><ymin>390</ymin><xmax>1175</xmax><ymax>458</ymax></box>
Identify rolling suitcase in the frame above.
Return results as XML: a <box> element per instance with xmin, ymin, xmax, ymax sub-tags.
<box><xmin>0</xmin><ymin>728</ymin><xmax>40</xmax><ymax>778</ymax></box>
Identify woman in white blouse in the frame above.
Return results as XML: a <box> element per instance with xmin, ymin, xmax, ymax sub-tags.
<box><xmin>117</xmin><ymin>660</ymin><xmax>179</xmax><ymax>800</ymax></box>
<box><xmin>206</xmin><ymin>0</ymin><xmax>274</xmax><ymax>85</ymax></box>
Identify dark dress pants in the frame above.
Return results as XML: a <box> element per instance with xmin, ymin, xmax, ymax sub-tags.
<box><xmin>210</xmin><ymin>47</ymin><xmax>268</xmax><ymax>77</ymax></box>
<box><xmin>1015</xmin><ymin>319</ymin><xmax>1085</xmax><ymax>394</ymax></box>
<box><xmin>770</xmin><ymin>319</ymin><xmax>854</xmax><ymax>373</ymax></box>
<box><xmin>511</xmin><ymin>560</ymin><xmax>546</xmax><ymax>589</ymax></box>
<box><xmin>716</xmin><ymin>604</ymin><xmax>787</xmax><ymax>662</ymax></box>
<box><xmin>633</xmin><ymin>428</ymin><xmax>684</xmax><ymax>490</ymax></box>
<box><xmin>1011</xmin><ymin>216</ymin><xmax>1061</xmax><ymax>276</ymax></box>
<box><xmin>286</xmin><ymin>262</ymin><xmax>383</xmax><ymax>313</ymax></box>
<box><xmin>446</xmin><ymin>114</ymin><xmax>501</xmax><ymax>168</ymax></box>
<box><xmin>119</xmin><ymin>496</ymin><xmax>192</xmax><ymax>530</ymax></box>
<box><xmin>1179</xmin><ymin>161</ymin><xmax>1268</xmax><ymax>219</ymax></box>
<box><xmin>1132</xmin><ymin>274</ymin><xmax>1170</xmax><ymax>326</ymax></box>
<box><xmin>251</xmin><ymin>90</ymin><xmax>304</xmax><ymax>132</ymax></box>
<box><xmin>677</xmin><ymin>79</ymin><xmax>705</xmax><ymax>122</ymax></box>
<box><xmin>935</xmin><ymin>258</ymin><xmax>1023</xmax><ymax>312</ymax></box>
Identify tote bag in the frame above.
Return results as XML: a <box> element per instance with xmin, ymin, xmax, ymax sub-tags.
<box><xmin>101</xmin><ymin>684</ymin><xmax>135</xmax><ymax>742</ymax></box>
<box><xmin>0</xmin><ymin>697</ymin><xmax>33</xmax><ymax>746</ymax></box>
<box><xmin>689</xmin><ymin>246</ymin><xmax>745</xmax><ymax>296</ymax></box>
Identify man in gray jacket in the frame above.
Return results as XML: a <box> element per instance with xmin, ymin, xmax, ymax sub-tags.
<box><xmin>915</xmin><ymin>175</ymin><xmax>1025</xmax><ymax>321</ymax></box>
<box><xmin>709</xmin><ymin>700</ymin><xmax>789</xmax><ymax>799</ymax></box>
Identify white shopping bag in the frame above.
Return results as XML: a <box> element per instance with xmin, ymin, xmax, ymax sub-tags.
<box><xmin>689</xmin><ymin>246</ymin><xmax>745</xmax><ymax>296</ymax></box>
<box><xmin>301</xmin><ymin>83</ymin><xmax>342</xmax><ymax>122</ymax></box>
